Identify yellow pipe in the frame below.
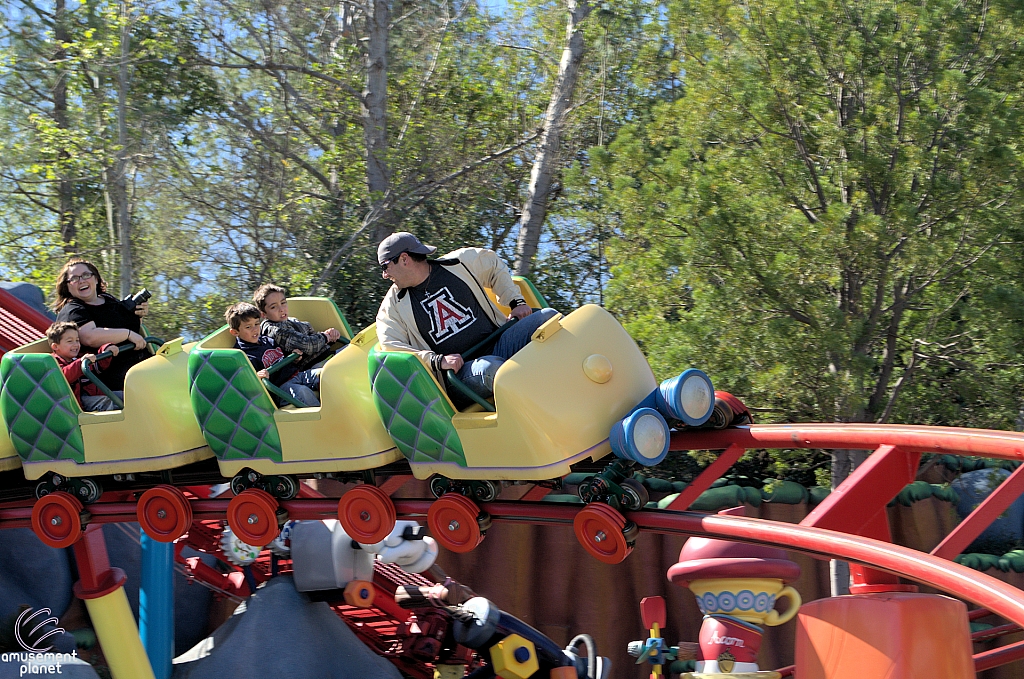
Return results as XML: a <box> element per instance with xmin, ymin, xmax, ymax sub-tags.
<box><xmin>83</xmin><ymin>586</ymin><xmax>156</xmax><ymax>679</ymax></box>
<box><xmin>650</xmin><ymin>622</ymin><xmax>663</xmax><ymax>677</ymax></box>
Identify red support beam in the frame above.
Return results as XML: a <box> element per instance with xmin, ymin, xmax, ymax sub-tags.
<box><xmin>801</xmin><ymin>445</ymin><xmax>920</xmax><ymax>534</ymax></box>
<box><xmin>667</xmin><ymin>444</ymin><xmax>745</xmax><ymax>511</ymax></box>
<box><xmin>297</xmin><ymin>481</ymin><xmax>326</xmax><ymax>498</ymax></box>
<box><xmin>972</xmin><ymin>623</ymin><xmax>1022</xmax><ymax>644</ymax></box>
<box><xmin>72</xmin><ymin>524</ymin><xmax>127</xmax><ymax>599</ymax></box>
<box><xmin>974</xmin><ymin>640</ymin><xmax>1024</xmax><ymax>672</ymax></box>
<box><xmin>520</xmin><ymin>484</ymin><xmax>552</xmax><ymax>501</ymax></box>
<box><xmin>379</xmin><ymin>474</ymin><xmax>413</xmax><ymax>496</ymax></box>
<box><xmin>932</xmin><ymin>463</ymin><xmax>1024</xmax><ymax>560</ymax></box>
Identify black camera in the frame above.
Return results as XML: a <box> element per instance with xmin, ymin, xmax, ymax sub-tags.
<box><xmin>121</xmin><ymin>288</ymin><xmax>152</xmax><ymax>312</ymax></box>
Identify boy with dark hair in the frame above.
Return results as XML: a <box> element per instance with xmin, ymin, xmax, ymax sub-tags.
<box><xmin>224</xmin><ymin>303</ymin><xmax>320</xmax><ymax>407</ymax></box>
<box><xmin>252</xmin><ymin>284</ymin><xmax>341</xmax><ymax>368</ymax></box>
<box><xmin>47</xmin><ymin>321</ymin><xmax>121</xmax><ymax>411</ymax></box>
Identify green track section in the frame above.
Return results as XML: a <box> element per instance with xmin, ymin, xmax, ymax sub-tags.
<box><xmin>188</xmin><ymin>346</ymin><xmax>283</xmax><ymax>462</ymax></box>
<box><xmin>369</xmin><ymin>347</ymin><xmax>465</xmax><ymax>466</ymax></box>
<box><xmin>0</xmin><ymin>352</ymin><xmax>85</xmax><ymax>463</ymax></box>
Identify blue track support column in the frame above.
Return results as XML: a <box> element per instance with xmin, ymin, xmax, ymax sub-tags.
<box><xmin>140</xmin><ymin>532</ymin><xmax>174</xmax><ymax>679</ymax></box>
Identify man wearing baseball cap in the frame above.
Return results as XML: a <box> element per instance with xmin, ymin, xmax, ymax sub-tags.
<box><xmin>375</xmin><ymin>232</ymin><xmax>558</xmax><ymax>406</ymax></box>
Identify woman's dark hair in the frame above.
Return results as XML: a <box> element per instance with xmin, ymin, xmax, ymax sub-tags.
<box><xmin>53</xmin><ymin>259</ymin><xmax>106</xmax><ymax>311</ymax></box>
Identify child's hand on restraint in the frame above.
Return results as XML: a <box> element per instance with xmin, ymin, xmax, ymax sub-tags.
<box><xmin>257</xmin><ymin>369</ymin><xmax>269</xmax><ymax>379</ymax></box>
<box><xmin>81</xmin><ymin>354</ymin><xmax>97</xmax><ymax>364</ymax></box>
<box><xmin>324</xmin><ymin>328</ymin><xmax>341</xmax><ymax>342</ymax></box>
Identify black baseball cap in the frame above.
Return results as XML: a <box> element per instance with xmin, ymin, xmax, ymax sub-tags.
<box><xmin>377</xmin><ymin>232</ymin><xmax>437</xmax><ymax>265</ymax></box>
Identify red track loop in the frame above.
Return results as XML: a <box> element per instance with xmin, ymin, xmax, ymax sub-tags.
<box><xmin>227</xmin><ymin>489</ymin><xmax>280</xmax><ymax>546</ymax></box>
<box><xmin>427</xmin><ymin>494</ymin><xmax>485</xmax><ymax>553</ymax></box>
<box><xmin>338</xmin><ymin>485</ymin><xmax>397</xmax><ymax>544</ymax></box>
<box><xmin>573</xmin><ymin>503</ymin><xmax>632</xmax><ymax>564</ymax></box>
<box><xmin>31</xmin><ymin>491</ymin><xmax>85</xmax><ymax>549</ymax></box>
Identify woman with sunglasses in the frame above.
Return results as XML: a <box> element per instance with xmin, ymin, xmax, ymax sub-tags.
<box><xmin>53</xmin><ymin>259</ymin><xmax>150</xmax><ymax>393</ymax></box>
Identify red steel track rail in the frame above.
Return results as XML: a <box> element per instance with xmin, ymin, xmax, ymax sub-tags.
<box><xmin>667</xmin><ymin>423</ymin><xmax>1024</xmax><ymax>459</ymax></box>
<box><xmin>3</xmin><ymin>498</ymin><xmax>1018</xmax><ymax>672</ymax></box>
<box><xmin>4</xmin><ymin>424</ymin><xmax>1024</xmax><ymax>671</ymax></box>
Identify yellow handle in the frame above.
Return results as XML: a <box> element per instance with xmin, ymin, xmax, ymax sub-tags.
<box><xmin>763</xmin><ymin>585</ymin><xmax>801</xmax><ymax>626</ymax></box>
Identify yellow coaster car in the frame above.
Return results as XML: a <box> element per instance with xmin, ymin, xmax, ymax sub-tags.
<box><xmin>0</xmin><ymin>420</ymin><xmax>20</xmax><ymax>473</ymax></box>
<box><xmin>368</xmin><ymin>296</ymin><xmax>659</xmax><ymax>486</ymax></box>
<box><xmin>0</xmin><ymin>338</ymin><xmax>212</xmax><ymax>493</ymax></box>
<box><xmin>187</xmin><ymin>298</ymin><xmax>401</xmax><ymax>484</ymax></box>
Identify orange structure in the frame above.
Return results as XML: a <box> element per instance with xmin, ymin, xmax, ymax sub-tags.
<box><xmin>795</xmin><ymin>592</ymin><xmax>975</xmax><ymax>679</ymax></box>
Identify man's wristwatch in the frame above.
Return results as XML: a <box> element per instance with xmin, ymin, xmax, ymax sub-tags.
<box><xmin>508</xmin><ymin>298</ymin><xmax>526</xmax><ymax>310</ymax></box>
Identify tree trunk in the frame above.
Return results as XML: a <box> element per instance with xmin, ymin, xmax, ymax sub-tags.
<box><xmin>54</xmin><ymin>0</ymin><xmax>75</xmax><ymax>253</ymax></box>
<box><xmin>828</xmin><ymin>447</ymin><xmax>870</xmax><ymax>596</ymax></box>
<box><xmin>363</xmin><ymin>0</ymin><xmax>393</xmax><ymax>243</ymax></box>
<box><xmin>513</xmin><ymin>0</ymin><xmax>592</xmax><ymax>276</ymax></box>
<box><xmin>115</xmin><ymin>1</ymin><xmax>132</xmax><ymax>297</ymax></box>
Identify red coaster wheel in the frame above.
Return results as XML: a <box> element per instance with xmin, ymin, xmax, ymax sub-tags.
<box><xmin>31</xmin><ymin>491</ymin><xmax>85</xmax><ymax>549</ymax></box>
<box><xmin>137</xmin><ymin>485</ymin><xmax>193</xmax><ymax>543</ymax></box>
<box><xmin>427</xmin><ymin>493</ymin><xmax>487</xmax><ymax>553</ymax></box>
<box><xmin>573</xmin><ymin>502</ymin><xmax>633</xmax><ymax>564</ymax></box>
<box><xmin>338</xmin><ymin>485</ymin><xmax>397</xmax><ymax>544</ymax></box>
<box><xmin>227</xmin><ymin>488</ymin><xmax>280</xmax><ymax>546</ymax></box>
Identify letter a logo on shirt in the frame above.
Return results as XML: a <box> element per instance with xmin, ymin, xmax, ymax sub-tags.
<box><xmin>422</xmin><ymin>287</ymin><xmax>475</xmax><ymax>343</ymax></box>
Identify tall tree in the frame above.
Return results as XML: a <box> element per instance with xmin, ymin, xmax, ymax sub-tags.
<box><xmin>594</xmin><ymin>0</ymin><xmax>1024</xmax><ymax>464</ymax></box>
<box><xmin>513</xmin><ymin>0</ymin><xmax>592</xmax><ymax>276</ymax></box>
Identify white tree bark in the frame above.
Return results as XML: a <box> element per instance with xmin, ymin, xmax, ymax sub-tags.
<box><xmin>115</xmin><ymin>0</ymin><xmax>133</xmax><ymax>297</ymax></box>
<box><xmin>362</xmin><ymin>0</ymin><xmax>393</xmax><ymax>243</ymax></box>
<box><xmin>513</xmin><ymin>0</ymin><xmax>592</xmax><ymax>276</ymax></box>
<box><xmin>828</xmin><ymin>447</ymin><xmax>870</xmax><ymax>596</ymax></box>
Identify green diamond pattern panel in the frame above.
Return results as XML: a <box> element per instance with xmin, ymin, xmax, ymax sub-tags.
<box><xmin>368</xmin><ymin>347</ymin><xmax>466</xmax><ymax>466</ymax></box>
<box><xmin>0</xmin><ymin>353</ymin><xmax>85</xmax><ymax>463</ymax></box>
<box><xmin>188</xmin><ymin>348</ymin><xmax>283</xmax><ymax>462</ymax></box>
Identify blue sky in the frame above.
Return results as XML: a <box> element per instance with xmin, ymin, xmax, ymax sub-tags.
<box><xmin>479</xmin><ymin>0</ymin><xmax>509</xmax><ymax>15</ymax></box>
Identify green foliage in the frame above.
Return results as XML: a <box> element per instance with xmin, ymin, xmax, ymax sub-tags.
<box><xmin>0</xmin><ymin>0</ymin><xmax>1022</xmax><ymax>495</ymax></box>
<box><xmin>591</xmin><ymin>0</ymin><xmax>1024</xmax><ymax>438</ymax></box>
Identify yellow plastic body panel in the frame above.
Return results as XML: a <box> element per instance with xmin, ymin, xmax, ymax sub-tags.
<box><xmin>285</xmin><ymin>297</ymin><xmax>354</xmax><ymax>338</ymax></box>
<box><xmin>199</xmin><ymin>299</ymin><xmax>400</xmax><ymax>477</ymax></box>
<box><xmin>486</xmin><ymin>277</ymin><xmax>546</xmax><ymax>316</ymax></box>
<box><xmin>402</xmin><ymin>304</ymin><xmax>658</xmax><ymax>480</ymax></box>
<box><xmin>0</xmin><ymin>425</ymin><xmax>19</xmax><ymax>472</ymax></box>
<box><xmin>14</xmin><ymin>338</ymin><xmax>212</xmax><ymax>479</ymax></box>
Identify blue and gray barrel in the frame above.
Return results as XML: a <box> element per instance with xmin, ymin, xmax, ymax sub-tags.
<box><xmin>610</xmin><ymin>369</ymin><xmax>714</xmax><ymax>467</ymax></box>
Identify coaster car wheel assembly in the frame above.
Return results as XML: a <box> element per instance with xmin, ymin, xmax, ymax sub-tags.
<box><xmin>31</xmin><ymin>491</ymin><xmax>88</xmax><ymax>549</ymax></box>
<box><xmin>573</xmin><ymin>503</ymin><xmax>635</xmax><ymax>564</ymax></box>
<box><xmin>338</xmin><ymin>484</ymin><xmax>397</xmax><ymax>544</ymax></box>
<box><xmin>428</xmin><ymin>493</ymin><xmax>490</xmax><ymax>553</ymax></box>
<box><xmin>227</xmin><ymin>488</ymin><xmax>282</xmax><ymax>547</ymax></box>
<box><xmin>137</xmin><ymin>485</ymin><xmax>193</xmax><ymax>542</ymax></box>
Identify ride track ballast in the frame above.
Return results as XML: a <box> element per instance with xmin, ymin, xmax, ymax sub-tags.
<box><xmin>4</xmin><ymin>423</ymin><xmax>1024</xmax><ymax>674</ymax></box>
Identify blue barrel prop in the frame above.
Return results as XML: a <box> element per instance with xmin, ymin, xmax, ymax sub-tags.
<box><xmin>611</xmin><ymin>407</ymin><xmax>670</xmax><ymax>466</ymax></box>
<box><xmin>656</xmin><ymin>368</ymin><xmax>714</xmax><ymax>427</ymax></box>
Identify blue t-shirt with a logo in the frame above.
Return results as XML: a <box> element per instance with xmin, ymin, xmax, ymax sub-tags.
<box><xmin>408</xmin><ymin>262</ymin><xmax>496</xmax><ymax>356</ymax></box>
<box><xmin>236</xmin><ymin>336</ymin><xmax>297</xmax><ymax>386</ymax></box>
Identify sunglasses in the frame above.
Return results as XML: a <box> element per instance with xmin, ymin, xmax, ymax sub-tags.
<box><xmin>380</xmin><ymin>255</ymin><xmax>401</xmax><ymax>273</ymax></box>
